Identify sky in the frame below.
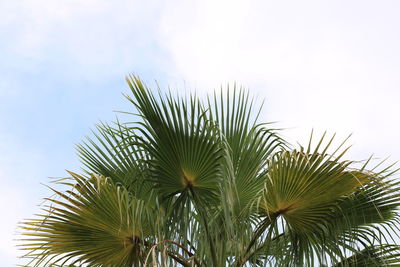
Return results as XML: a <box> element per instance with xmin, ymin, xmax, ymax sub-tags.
<box><xmin>1</xmin><ymin>0</ymin><xmax>400</xmax><ymax>265</ymax></box>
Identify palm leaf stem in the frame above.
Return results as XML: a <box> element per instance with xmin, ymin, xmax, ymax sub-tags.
<box><xmin>234</xmin><ymin>213</ymin><xmax>279</xmax><ymax>267</ymax></box>
<box><xmin>144</xmin><ymin>239</ymin><xmax>201</xmax><ymax>267</ymax></box>
<box><xmin>189</xmin><ymin>187</ymin><xmax>219</xmax><ymax>266</ymax></box>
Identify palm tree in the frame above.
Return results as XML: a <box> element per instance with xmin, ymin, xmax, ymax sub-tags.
<box><xmin>20</xmin><ymin>76</ymin><xmax>400</xmax><ymax>266</ymax></box>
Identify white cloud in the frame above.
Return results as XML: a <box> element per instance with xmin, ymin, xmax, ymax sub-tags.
<box><xmin>158</xmin><ymin>0</ymin><xmax>400</xmax><ymax>160</ymax></box>
<box><xmin>0</xmin><ymin>0</ymin><xmax>168</xmax><ymax>78</ymax></box>
<box><xmin>0</xmin><ymin>180</ymin><xmax>27</xmax><ymax>264</ymax></box>
<box><xmin>0</xmin><ymin>136</ymin><xmax>45</xmax><ymax>265</ymax></box>
<box><xmin>0</xmin><ymin>184</ymin><xmax>49</xmax><ymax>266</ymax></box>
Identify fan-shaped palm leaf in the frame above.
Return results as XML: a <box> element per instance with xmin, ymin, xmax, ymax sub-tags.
<box><xmin>235</xmin><ymin>133</ymin><xmax>400</xmax><ymax>266</ymax></box>
<box><xmin>20</xmin><ymin>172</ymin><xmax>158</xmax><ymax>266</ymax></box>
<box><xmin>125</xmin><ymin>76</ymin><xmax>223</xmax><ymax>205</ymax></box>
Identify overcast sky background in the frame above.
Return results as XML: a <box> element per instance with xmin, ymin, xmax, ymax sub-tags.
<box><xmin>1</xmin><ymin>0</ymin><xmax>400</xmax><ymax>265</ymax></box>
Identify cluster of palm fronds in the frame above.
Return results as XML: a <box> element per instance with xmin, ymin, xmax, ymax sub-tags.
<box><xmin>20</xmin><ymin>76</ymin><xmax>400</xmax><ymax>266</ymax></box>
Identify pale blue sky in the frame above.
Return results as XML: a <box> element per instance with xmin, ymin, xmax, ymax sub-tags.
<box><xmin>1</xmin><ymin>0</ymin><xmax>400</xmax><ymax>265</ymax></box>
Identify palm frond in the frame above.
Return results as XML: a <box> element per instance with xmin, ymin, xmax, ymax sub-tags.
<box><xmin>259</xmin><ymin>133</ymin><xmax>361</xmax><ymax>234</ymax></box>
<box><xmin>77</xmin><ymin>121</ymin><xmax>153</xmax><ymax>201</ymax></box>
<box><xmin>19</xmin><ymin>172</ymin><xmax>158</xmax><ymax>266</ymax></box>
<box><xmin>125</xmin><ymin>75</ymin><xmax>223</xmax><ymax>205</ymax></box>
<box><xmin>206</xmin><ymin>88</ymin><xmax>285</xmax><ymax>213</ymax></box>
<box><xmin>333</xmin><ymin>245</ymin><xmax>400</xmax><ymax>266</ymax></box>
<box><xmin>240</xmin><ymin>133</ymin><xmax>400</xmax><ymax>266</ymax></box>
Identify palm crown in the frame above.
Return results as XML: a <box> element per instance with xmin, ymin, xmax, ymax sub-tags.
<box><xmin>20</xmin><ymin>76</ymin><xmax>400</xmax><ymax>266</ymax></box>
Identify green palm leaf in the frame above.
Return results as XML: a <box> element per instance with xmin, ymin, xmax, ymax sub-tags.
<box><xmin>77</xmin><ymin>121</ymin><xmax>153</xmax><ymax>201</ymax></box>
<box><xmin>20</xmin><ymin>172</ymin><xmax>158</xmax><ymax>266</ymax></box>
<box><xmin>333</xmin><ymin>245</ymin><xmax>400</xmax><ymax>266</ymax></box>
<box><xmin>125</xmin><ymin>76</ymin><xmax>223</xmax><ymax>205</ymax></box>
<box><xmin>206</xmin><ymin>88</ymin><xmax>285</xmax><ymax>212</ymax></box>
<box><xmin>237</xmin><ymin>133</ymin><xmax>400</xmax><ymax>266</ymax></box>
